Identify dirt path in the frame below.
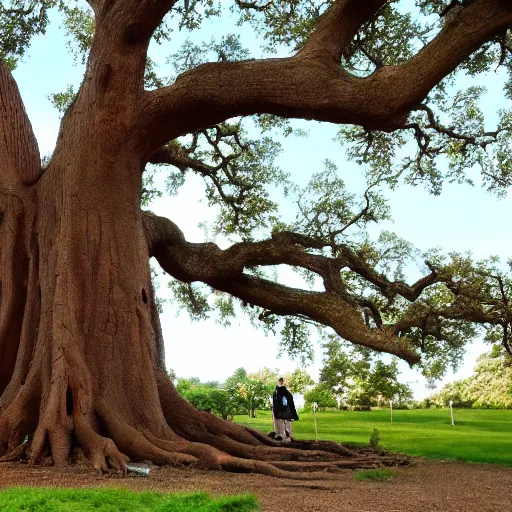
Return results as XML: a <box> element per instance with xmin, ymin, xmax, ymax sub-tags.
<box><xmin>0</xmin><ymin>461</ymin><xmax>511</xmax><ymax>511</ymax></box>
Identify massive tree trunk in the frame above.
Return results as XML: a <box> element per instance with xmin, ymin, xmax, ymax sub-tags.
<box><xmin>0</xmin><ymin>53</ymin><xmax>375</xmax><ymax>476</ymax></box>
<box><xmin>0</xmin><ymin>93</ymin><xmax>372</xmax><ymax>474</ymax></box>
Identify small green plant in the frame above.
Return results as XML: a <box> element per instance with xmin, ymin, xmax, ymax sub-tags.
<box><xmin>354</xmin><ymin>469</ymin><xmax>397</xmax><ymax>481</ymax></box>
<box><xmin>369</xmin><ymin>428</ymin><xmax>380</xmax><ymax>450</ymax></box>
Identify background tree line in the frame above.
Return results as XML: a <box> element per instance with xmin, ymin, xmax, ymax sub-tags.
<box><xmin>175</xmin><ymin>342</ymin><xmax>512</xmax><ymax>418</ymax></box>
<box><xmin>173</xmin><ymin>336</ymin><xmax>417</xmax><ymax>418</ymax></box>
<box><xmin>304</xmin><ymin>335</ymin><xmax>414</xmax><ymax>410</ymax></box>
<box><xmin>173</xmin><ymin>367</ymin><xmax>314</xmax><ymax>420</ymax></box>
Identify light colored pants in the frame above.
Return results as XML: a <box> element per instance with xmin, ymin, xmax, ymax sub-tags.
<box><xmin>275</xmin><ymin>419</ymin><xmax>292</xmax><ymax>442</ymax></box>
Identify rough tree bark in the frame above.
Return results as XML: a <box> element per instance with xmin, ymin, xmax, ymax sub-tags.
<box><xmin>0</xmin><ymin>0</ymin><xmax>511</xmax><ymax>474</ymax></box>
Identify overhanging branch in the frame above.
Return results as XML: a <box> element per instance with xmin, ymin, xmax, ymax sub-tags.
<box><xmin>143</xmin><ymin>211</ymin><xmax>424</xmax><ymax>363</ymax></box>
<box><xmin>140</xmin><ymin>0</ymin><xmax>512</xmax><ymax>155</ymax></box>
<box><xmin>144</xmin><ymin>210</ymin><xmax>512</xmax><ymax>362</ymax></box>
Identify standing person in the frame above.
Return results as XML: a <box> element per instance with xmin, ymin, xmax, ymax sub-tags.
<box><xmin>272</xmin><ymin>377</ymin><xmax>298</xmax><ymax>442</ymax></box>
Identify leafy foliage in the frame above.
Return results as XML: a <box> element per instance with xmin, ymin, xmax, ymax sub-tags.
<box><xmin>247</xmin><ymin>366</ymin><xmax>282</xmax><ymax>385</ymax></box>
<box><xmin>176</xmin><ymin>378</ymin><xmax>240</xmax><ymax>420</ymax></box>
<box><xmin>304</xmin><ymin>384</ymin><xmax>337</xmax><ymax>410</ymax></box>
<box><xmin>318</xmin><ymin>335</ymin><xmax>413</xmax><ymax>408</ymax></box>
<box><xmin>60</xmin><ymin>2</ymin><xmax>94</xmax><ymax>65</ymax></box>
<box><xmin>224</xmin><ymin>367</ymin><xmax>273</xmax><ymax>418</ymax></box>
<box><xmin>48</xmin><ymin>83</ymin><xmax>76</xmax><ymax>115</ymax></box>
<box><xmin>368</xmin><ymin>428</ymin><xmax>380</xmax><ymax>450</ymax></box>
<box><xmin>0</xmin><ymin>0</ymin><xmax>57</xmax><ymax>68</ymax></box>
<box><xmin>287</xmin><ymin>368</ymin><xmax>314</xmax><ymax>394</ymax></box>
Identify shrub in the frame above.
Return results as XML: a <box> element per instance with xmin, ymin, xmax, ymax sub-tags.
<box><xmin>369</xmin><ymin>428</ymin><xmax>380</xmax><ymax>450</ymax></box>
<box><xmin>355</xmin><ymin>469</ymin><xmax>397</xmax><ymax>481</ymax></box>
<box><xmin>180</xmin><ymin>386</ymin><xmax>239</xmax><ymax>420</ymax></box>
<box><xmin>304</xmin><ymin>384</ymin><xmax>337</xmax><ymax>410</ymax></box>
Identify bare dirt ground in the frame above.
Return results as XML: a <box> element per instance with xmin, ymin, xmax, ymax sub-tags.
<box><xmin>0</xmin><ymin>460</ymin><xmax>511</xmax><ymax>512</ymax></box>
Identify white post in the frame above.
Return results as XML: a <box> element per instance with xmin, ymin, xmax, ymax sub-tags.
<box><xmin>389</xmin><ymin>399</ymin><xmax>393</xmax><ymax>423</ymax></box>
<box><xmin>312</xmin><ymin>402</ymin><xmax>318</xmax><ymax>441</ymax></box>
<box><xmin>449</xmin><ymin>400</ymin><xmax>454</xmax><ymax>427</ymax></box>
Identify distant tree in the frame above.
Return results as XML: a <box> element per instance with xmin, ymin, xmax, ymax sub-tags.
<box><xmin>176</xmin><ymin>377</ymin><xmax>193</xmax><ymax>394</ymax></box>
<box><xmin>319</xmin><ymin>336</ymin><xmax>412</xmax><ymax>408</ymax></box>
<box><xmin>319</xmin><ymin>337</ymin><xmax>354</xmax><ymax>392</ymax></box>
<box><xmin>304</xmin><ymin>384</ymin><xmax>337</xmax><ymax>410</ymax></box>
<box><xmin>429</xmin><ymin>348</ymin><xmax>512</xmax><ymax>409</ymax></box>
<box><xmin>288</xmin><ymin>369</ymin><xmax>315</xmax><ymax>395</ymax></box>
<box><xmin>224</xmin><ymin>367</ymin><xmax>273</xmax><ymax>418</ymax></box>
<box><xmin>224</xmin><ymin>368</ymin><xmax>249</xmax><ymax>389</ymax></box>
<box><xmin>247</xmin><ymin>367</ymin><xmax>281</xmax><ymax>386</ymax></box>
<box><xmin>229</xmin><ymin>380</ymin><xmax>272</xmax><ymax>419</ymax></box>
<box><xmin>203</xmin><ymin>381</ymin><xmax>221</xmax><ymax>389</ymax></box>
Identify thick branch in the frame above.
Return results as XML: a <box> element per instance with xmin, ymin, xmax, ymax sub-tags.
<box><xmin>0</xmin><ymin>61</ymin><xmax>40</xmax><ymax>188</ymax></box>
<box><xmin>235</xmin><ymin>0</ymin><xmax>273</xmax><ymax>12</ymax></box>
<box><xmin>140</xmin><ymin>0</ymin><xmax>512</xmax><ymax>155</ymax></box>
<box><xmin>394</xmin><ymin>300</ymin><xmax>499</xmax><ymax>338</ymax></box>
<box><xmin>143</xmin><ymin>211</ymin><xmax>420</xmax><ymax>363</ymax></box>
<box><xmin>299</xmin><ymin>0</ymin><xmax>387</xmax><ymax>62</ymax></box>
<box><xmin>128</xmin><ymin>0</ymin><xmax>177</xmax><ymax>40</ymax></box>
<box><xmin>271</xmin><ymin>231</ymin><xmax>439</xmax><ymax>302</ymax></box>
<box><xmin>92</xmin><ymin>0</ymin><xmax>178</xmax><ymax>52</ymax></box>
<box><xmin>149</xmin><ymin>144</ymin><xmax>216</xmax><ymax>174</ymax></box>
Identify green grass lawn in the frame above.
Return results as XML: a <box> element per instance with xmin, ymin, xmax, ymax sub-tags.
<box><xmin>0</xmin><ymin>489</ymin><xmax>259</xmax><ymax>512</ymax></box>
<box><xmin>235</xmin><ymin>408</ymin><xmax>512</xmax><ymax>465</ymax></box>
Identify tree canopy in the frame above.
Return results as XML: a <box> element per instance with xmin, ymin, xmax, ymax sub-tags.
<box><xmin>3</xmin><ymin>0</ymin><xmax>512</xmax><ymax>378</ymax></box>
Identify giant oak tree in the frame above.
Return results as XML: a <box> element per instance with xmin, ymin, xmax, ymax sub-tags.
<box><xmin>1</xmin><ymin>0</ymin><xmax>512</xmax><ymax>474</ymax></box>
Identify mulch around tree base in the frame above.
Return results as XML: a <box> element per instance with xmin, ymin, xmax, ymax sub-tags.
<box><xmin>0</xmin><ymin>460</ymin><xmax>511</xmax><ymax>512</ymax></box>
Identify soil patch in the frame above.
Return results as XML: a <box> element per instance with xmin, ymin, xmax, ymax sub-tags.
<box><xmin>0</xmin><ymin>460</ymin><xmax>511</xmax><ymax>511</ymax></box>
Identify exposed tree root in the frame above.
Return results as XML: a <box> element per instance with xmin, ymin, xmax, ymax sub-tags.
<box><xmin>0</xmin><ymin>442</ymin><xmax>27</xmax><ymax>463</ymax></box>
<box><xmin>0</xmin><ymin>278</ymin><xmax>412</xmax><ymax>478</ymax></box>
<box><xmin>0</xmin><ymin>368</ymin><xmax>411</xmax><ymax>478</ymax></box>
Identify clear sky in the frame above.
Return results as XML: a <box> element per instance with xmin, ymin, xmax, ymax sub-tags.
<box><xmin>11</xmin><ymin>5</ymin><xmax>512</xmax><ymax>399</ymax></box>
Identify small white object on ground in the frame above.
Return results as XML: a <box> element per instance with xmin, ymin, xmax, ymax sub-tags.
<box><xmin>449</xmin><ymin>400</ymin><xmax>455</xmax><ymax>427</ymax></box>
<box><xmin>126</xmin><ymin>463</ymin><xmax>151</xmax><ymax>477</ymax></box>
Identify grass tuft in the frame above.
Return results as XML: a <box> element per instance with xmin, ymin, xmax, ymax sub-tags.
<box><xmin>354</xmin><ymin>469</ymin><xmax>397</xmax><ymax>481</ymax></box>
<box><xmin>0</xmin><ymin>488</ymin><xmax>260</xmax><ymax>512</ymax></box>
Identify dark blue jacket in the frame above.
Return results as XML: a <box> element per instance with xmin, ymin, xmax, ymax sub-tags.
<box><xmin>272</xmin><ymin>386</ymin><xmax>299</xmax><ymax>421</ymax></box>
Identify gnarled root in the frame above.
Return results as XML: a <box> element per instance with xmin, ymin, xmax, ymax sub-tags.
<box><xmin>0</xmin><ymin>366</ymin><xmax>411</xmax><ymax>477</ymax></box>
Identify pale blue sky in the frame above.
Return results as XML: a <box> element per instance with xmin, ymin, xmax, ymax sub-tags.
<box><xmin>11</xmin><ymin>5</ymin><xmax>512</xmax><ymax>399</ymax></box>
